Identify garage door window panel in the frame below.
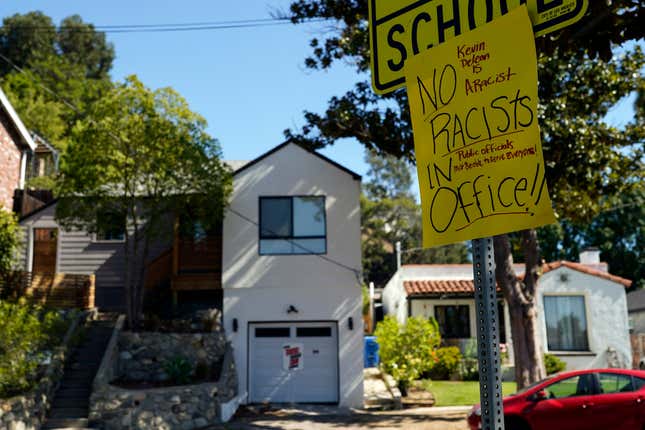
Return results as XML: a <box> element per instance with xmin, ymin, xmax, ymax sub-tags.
<box><xmin>255</xmin><ymin>327</ymin><xmax>291</xmax><ymax>337</ymax></box>
<box><xmin>297</xmin><ymin>327</ymin><xmax>332</xmax><ymax>337</ymax></box>
<box><xmin>260</xmin><ymin>196</ymin><xmax>326</xmax><ymax>255</ymax></box>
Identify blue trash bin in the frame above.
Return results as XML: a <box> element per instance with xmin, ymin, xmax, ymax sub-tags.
<box><xmin>364</xmin><ymin>336</ymin><xmax>380</xmax><ymax>367</ymax></box>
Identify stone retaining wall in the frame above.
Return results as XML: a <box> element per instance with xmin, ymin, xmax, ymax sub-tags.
<box><xmin>0</xmin><ymin>312</ymin><xmax>85</xmax><ymax>430</ymax></box>
<box><xmin>90</xmin><ymin>325</ymin><xmax>238</xmax><ymax>430</ymax></box>
<box><xmin>118</xmin><ymin>332</ymin><xmax>227</xmax><ymax>382</ymax></box>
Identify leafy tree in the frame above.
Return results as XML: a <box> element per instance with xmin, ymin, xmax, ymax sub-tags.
<box><xmin>539</xmin><ymin>189</ymin><xmax>645</xmax><ymax>289</ymax></box>
<box><xmin>362</xmin><ymin>150</ymin><xmax>469</xmax><ymax>287</ymax></box>
<box><xmin>55</xmin><ymin>76</ymin><xmax>232</xmax><ymax>328</ymax></box>
<box><xmin>285</xmin><ymin>1</ymin><xmax>644</xmax><ymax>388</ymax></box>
<box><xmin>0</xmin><ymin>11</ymin><xmax>114</xmax><ymax>79</ymax></box>
<box><xmin>0</xmin><ymin>12</ymin><xmax>114</xmax><ymax>155</ymax></box>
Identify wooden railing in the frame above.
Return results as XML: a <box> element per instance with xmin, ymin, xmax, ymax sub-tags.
<box><xmin>0</xmin><ymin>271</ymin><xmax>95</xmax><ymax>309</ymax></box>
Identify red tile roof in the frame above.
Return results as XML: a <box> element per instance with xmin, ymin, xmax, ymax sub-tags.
<box><xmin>541</xmin><ymin>261</ymin><xmax>632</xmax><ymax>287</ymax></box>
<box><xmin>403</xmin><ymin>261</ymin><xmax>631</xmax><ymax>296</ymax></box>
<box><xmin>404</xmin><ymin>279</ymin><xmax>502</xmax><ymax>296</ymax></box>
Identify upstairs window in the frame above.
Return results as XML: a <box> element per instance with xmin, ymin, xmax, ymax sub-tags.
<box><xmin>95</xmin><ymin>211</ymin><xmax>126</xmax><ymax>242</ymax></box>
<box><xmin>259</xmin><ymin>196</ymin><xmax>326</xmax><ymax>255</ymax></box>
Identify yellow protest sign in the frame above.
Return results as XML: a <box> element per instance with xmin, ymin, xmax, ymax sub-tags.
<box><xmin>406</xmin><ymin>6</ymin><xmax>556</xmax><ymax>247</ymax></box>
<box><xmin>369</xmin><ymin>0</ymin><xmax>588</xmax><ymax>94</ymax></box>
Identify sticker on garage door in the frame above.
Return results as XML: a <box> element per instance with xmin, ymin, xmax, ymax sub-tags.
<box><xmin>283</xmin><ymin>343</ymin><xmax>304</xmax><ymax>370</ymax></box>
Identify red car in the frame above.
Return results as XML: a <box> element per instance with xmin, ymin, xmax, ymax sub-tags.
<box><xmin>467</xmin><ymin>368</ymin><xmax>645</xmax><ymax>430</ymax></box>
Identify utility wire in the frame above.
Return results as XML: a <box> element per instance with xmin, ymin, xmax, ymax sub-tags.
<box><xmin>0</xmin><ymin>52</ymin><xmax>364</xmax><ymax>285</ymax></box>
<box><xmin>0</xmin><ymin>17</ymin><xmax>325</xmax><ymax>34</ymax></box>
<box><xmin>227</xmin><ymin>207</ymin><xmax>363</xmax><ymax>284</ymax></box>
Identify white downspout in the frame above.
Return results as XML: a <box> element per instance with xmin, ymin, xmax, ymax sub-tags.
<box><xmin>19</xmin><ymin>150</ymin><xmax>28</xmax><ymax>189</ymax></box>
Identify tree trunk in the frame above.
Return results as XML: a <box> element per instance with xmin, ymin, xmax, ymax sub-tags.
<box><xmin>123</xmin><ymin>234</ymin><xmax>135</xmax><ymax>330</ymax></box>
<box><xmin>493</xmin><ymin>230</ymin><xmax>546</xmax><ymax>389</ymax></box>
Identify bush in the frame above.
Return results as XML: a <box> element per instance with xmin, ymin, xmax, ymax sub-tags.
<box><xmin>544</xmin><ymin>353</ymin><xmax>566</xmax><ymax>375</ymax></box>
<box><xmin>163</xmin><ymin>356</ymin><xmax>193</xmax><ymax>385</ymax></box>
<box><xmin>428</xmin><ymin>346</ymin><xmax>463</xmax><ymax>380</ymax></box>
<box><xmin>0</xmin><ymin>301</ymin><xmax>67</xmax><ymax>397</ymax></box>
<box><xmin>0</xmin><ymin>210</ymin><xmax>21</xmax><ymax>300</ymax></box>
<box><xmin>458</xmin><ymin>338</ymin><xmax>479</xmax><ymax>381</ymax></box>
<box><xmin>374</xmin><ymin>316</ymin><xmax>441</xmax><ymax>391</ymax></box>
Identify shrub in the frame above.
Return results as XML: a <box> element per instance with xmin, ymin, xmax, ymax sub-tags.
<box><xmin>0</xmin><ymin>301</ymin><xmax>66</xmax><ymax>397</ymax></box>
<box><xmin>361</xmin><ymin>284</ymin><xmax>370</xmax><ymax>316</ymax></box>
<box><xmin>460</xmin><ymin>358</ymin><xmax>480</xmax><ymax>381</ymax></box>
<box><xmin>163</xmin><ymin>356</ymin><xmax>193</xmax><ymax>385</ymax></box>
<box><xmin>428</xmin><ymin>346</ymin><xmax>463</xmax><ymax>380</ymax></box>
<box><xmin>457</xmin><ymin>338</ymin><xmax>479</xmax><ymax>381</ymax></box>
<box><xmin>544</xmin><ymin>353</ymin><xmax>566</xmax><ymax>375</ymax></box>
<box><xmin>0</xmin><ymin>210</ymin><xmax>21</xmax><ymax>300</ymax></box>
<box><xmin>374</xmin><ymin>316</ymin><xmax>441</xmax><ymax>391</ymax></box>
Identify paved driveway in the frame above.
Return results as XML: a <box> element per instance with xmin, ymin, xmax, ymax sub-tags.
<box><xmin>210</xmin><ymin>405</ymin><xmax>471</xmax><ymax>430</ymax></box>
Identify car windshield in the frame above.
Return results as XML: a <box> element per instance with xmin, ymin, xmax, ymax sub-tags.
<box><xmin>514</xmin><ymin>375</ymin><xmax>557</xmax><ymax>395</ymax></box>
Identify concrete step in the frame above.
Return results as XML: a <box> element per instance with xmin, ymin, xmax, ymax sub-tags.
<box><xmin>52</xmin><ymin>398</ymin><xmax>89</xmax><ymax>409</ymax></box>
<box><xmin>42</xmin><ymin>418</ymin><xmax>90</xmax><ymax>429</ymax></box>
<box><xmin>55</xmin><ymin>388</ymin><xmax>92</xmax><ymax>399</ymax></box>
<box><xmin>49</xmin><ymin>408</ymin><xmax>88</xmax><ymax>419</ymax></box>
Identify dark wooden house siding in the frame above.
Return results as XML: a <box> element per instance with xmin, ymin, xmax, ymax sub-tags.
<box><xmin>19</xmin><ymin>204</ymin><xmax>173</xmax><ymax>310</ymax></box>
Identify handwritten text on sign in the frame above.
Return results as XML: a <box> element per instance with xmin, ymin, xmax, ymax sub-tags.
<box><xmin>406</xmin><ymin>6</ymin><xmax>556</xmax><ymax>247</ymax></box>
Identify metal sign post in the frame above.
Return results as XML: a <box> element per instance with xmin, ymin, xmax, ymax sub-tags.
<box><xmin>472</xmin><ymin>237</ymin><xmax>504</xmax><ymax>430</ymax></box>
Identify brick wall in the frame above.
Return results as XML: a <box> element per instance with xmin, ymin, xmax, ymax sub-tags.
<box><xmin>0</xmin><ymin>113</ymin><xmax>23</xmax><ymax>211</ymax></box>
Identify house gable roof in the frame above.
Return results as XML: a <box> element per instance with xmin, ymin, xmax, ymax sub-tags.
<box><xmin>403</xmin><ymin>261</ymin><xmax>632</xmax><ymax>297</ymax></box>
<box><xmin>0</xmin><ymin>87</ymin><xmax>36</xmax><ymax>151</ymax></box>
<box><xmin>232</xmin><ymin>141</ymin><xmax>361</xmax><ymax>181</ymax></box>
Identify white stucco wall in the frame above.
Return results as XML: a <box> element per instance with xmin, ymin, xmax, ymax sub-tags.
<box><xmin>382</xmin><ymin>271</ymin><xmax>408</xmax><ymax>324</ymax></box>
<box><xmin>222</xmin><ymin>143</ymin><xmax>363</xmax><ymax>408</ymax></box>
<box><xmin>537</xmin><ymin>267</ymin><xmax>631</xmax><ymax>370</ymax></box>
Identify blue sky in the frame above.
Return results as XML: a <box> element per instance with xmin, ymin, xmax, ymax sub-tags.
<box><xmin>0</xmin><ymin>0</ymin><xmax>369</xmax><ymax>173</ymax></box>
<box><xmin>0</xmin><ymin>1</ymin><xmax>638</xmax><ymax>186</ymax></box>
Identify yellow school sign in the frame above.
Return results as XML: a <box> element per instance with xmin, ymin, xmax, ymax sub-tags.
<box><xmin>406</xmin><ymin>7</ymin><xmax>556</xmax><ymax>247</ymax></box>
<box><xmin>369</xmin><ymin>0</ymin><xmax>588</xmax><ymax>94</ymax></box>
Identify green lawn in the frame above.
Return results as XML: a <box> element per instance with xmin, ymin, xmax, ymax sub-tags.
<box><xmin>420</xmin><ymin>380</ymin><xmax>518</xmax><ymax>406</ymax></box>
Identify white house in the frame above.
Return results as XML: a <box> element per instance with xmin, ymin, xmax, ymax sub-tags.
<box><xmin>222</xmin><ymin>142</ymin><xmax>364</xmax><ymax>408</ymax></box>
<box><xmin>382</xmin><ymin>249</ymin><xmax>632</xmax><ymax>371</ymax></box>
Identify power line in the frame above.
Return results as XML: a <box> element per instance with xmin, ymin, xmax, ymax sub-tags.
<box><xmin>0</xmin><ymin>53</ymin><xmax>364</xmax><ymax>284</ymax></box>
<box><xmin>0</xmin><ymin>17</ymin><xmax>326</xmax><ymax>34</ymax></box>
<box><xmin>227</xmin><ymin>207</ymin><xmax>363</xmax><ymax>283</ymax></box>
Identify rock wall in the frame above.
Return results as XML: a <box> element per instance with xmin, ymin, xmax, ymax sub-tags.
<box><xmin>0</xmin><ymin>312</ymin><xmax>84</xmax><ymax>430</ymax></box>
<box><xmin>117</xmin><ymin>332</ymin><xmax>227</xmax><ymax>382</ymax></box>
<box><xmin>90</xmin><ymin>328</ymin><xmax>238</xmax><ymax>430</ymax></box>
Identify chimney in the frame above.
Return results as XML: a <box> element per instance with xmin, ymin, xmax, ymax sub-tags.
<box><xmin>579</xmin><ymin>247</ymin><xmax>601</xmax><ymax>265</ymax></box>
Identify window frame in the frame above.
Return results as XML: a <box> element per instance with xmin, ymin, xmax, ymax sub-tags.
<box><xmin>93</xmin><ymin>211</ymin><xmax>127</xmax><ymax>243</ymax></box>
<box><xmin>258</xmin><ymin>195</ymin><xmax>327</xmax><ymax>255</ymax></box>
<box><xmin>543</xmin><ymin>293</ymin><xmax>591</xmax><ymax>353</ymax></box>
<box><xmin>434</xmin><ymin>304</ymin><xmax>471</xmax><ymax>339</ymax></box>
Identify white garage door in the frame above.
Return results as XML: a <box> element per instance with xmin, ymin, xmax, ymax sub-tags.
<box><xmin>249</xmin><ymin>322</ymin><xmax>339</xmax><ymax>403</ymax></box>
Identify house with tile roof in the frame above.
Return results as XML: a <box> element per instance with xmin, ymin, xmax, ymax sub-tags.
<box><xmin>382</xmin><ymin>248</ymin><xmax>633</xmax><ymax>372</ymax></box>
